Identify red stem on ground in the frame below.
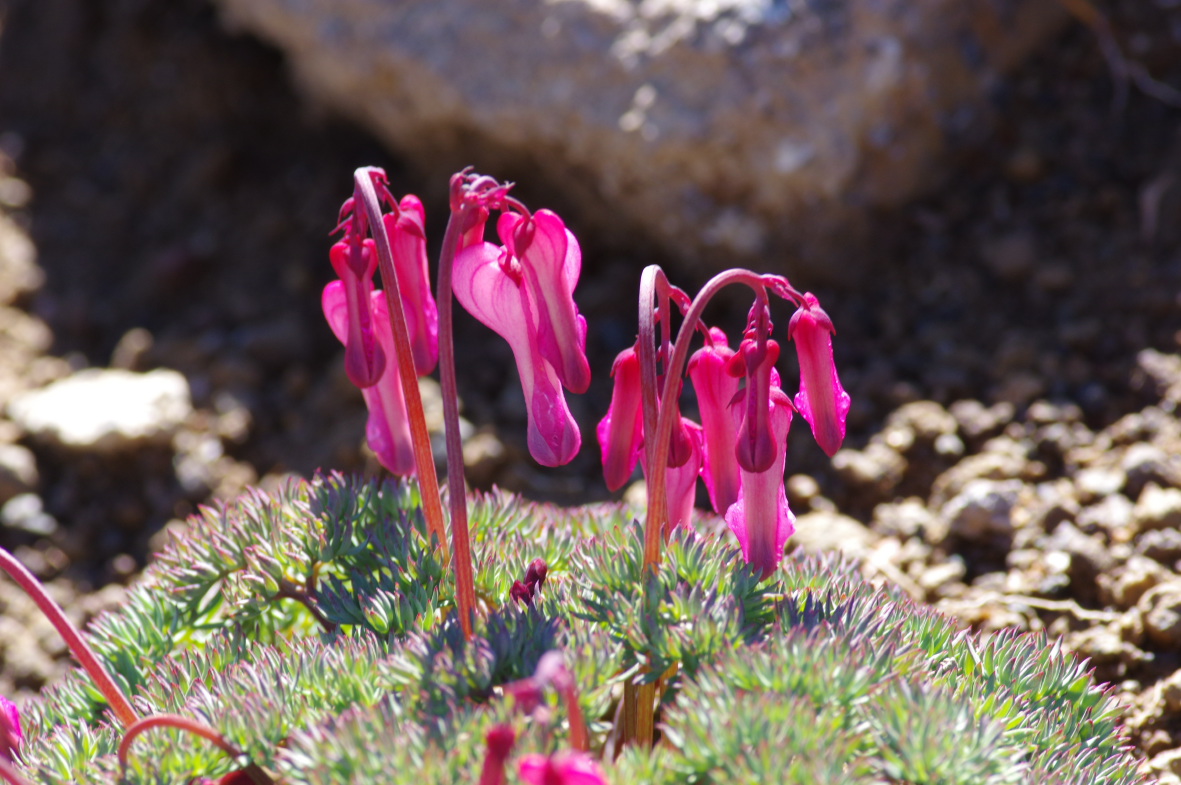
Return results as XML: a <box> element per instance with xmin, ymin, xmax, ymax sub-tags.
<box><xmin>353</xmin><ymin>168</ymin><xmax>450</xmax><ymax>559</ymax></box>
<box><xmin>0</xmin><ymin>547</ymin><xmax>137</xmax><ymax>728</ymax></box>
<box><xmin>118</xmin><ymin>713</ymin><xmax>274</xmax><ymax>785</ymax></box>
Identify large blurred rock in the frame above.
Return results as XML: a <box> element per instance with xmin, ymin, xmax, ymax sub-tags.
<box><xmin>212</xmin><ymin>0</ymin><xmax>1065</xmax><ymax>281</ymax></box>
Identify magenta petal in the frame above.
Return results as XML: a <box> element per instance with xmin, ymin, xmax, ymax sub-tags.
<box><xmin>454</xmin><ymin>242</ymin><xmax>581</xmax><ymax>466</ymax></box>
<box><xmin>386</xmin><ymin>196</ymin><xmax>439</xmax><ymax>375</ymax></box>
<box><xmin>788</xmin><ymin>293</ymin><xmax>851</xmax><ymax>457</ymax></box>
<box><xmin>503</xmin><ymin>210</ymin><xmax>591</xmax><ymax>394</ymax></box>
<box><xmin>688</xmin><ymin>329</ymin><xmax>741</xmax><ymax>513</ymax></box>
<box><xmin>518</xmin><ymin>753</ymin><xmax>608</xmax><ymax>785</ymax></box>
<box><xmin>596</xmin><ymin>345</ymin><xmax>644</xmax><ymax>491</ymax></box>
<box><xmin>323</xmin><ymin>282</ymin><xmax>416</xmax><ymax>475</ymax></box>
<box><xmin>0</xmin><ymin>694</ymin><xmax>20</xmax><ymax>762</ymax></box>
<box><xmin>663</xmin><ymin>420</ymin><xmax>703</xmax><ymax>531</ymax></box>
<box><xmin>724</xmin><ymin>388</ymin><xmax>795</xmax><ymax>579</ymax></box>
<box><xmin>328</xmin><ymin>241</ymin><xmax>386</xmax><ymax>388</ymax></box>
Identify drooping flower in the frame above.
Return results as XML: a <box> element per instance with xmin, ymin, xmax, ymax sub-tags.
<box><xmin>501</xmin><ymin>211</ymin><xmax>591</xmax><ymax>395</ymax></box>
<box><xmin>787</xmin><ymin>292</ymin><xmax>850</xmax><ymax>457</ymax></box>
<box><xmin>646</xmin><ymin>418</ymin><xmax>703</xmax><ymax>531</ymax></box>
<box><xmin>453</xmin><ymin>211</ymin><xmax>587</xmax><ymax>467</ymax></box>
<box><xmin>382</xmin><ymin>194</ymin><xmax>438</xmax><ymax>375</ymax></box>
<box><xmin>518</xmin><ymin>751</ymin><xmax>608</xmax><ymax>785</ymax></box>
<box><xmin>688</xmin><ymin>327</ymin><xmax>741</xmax><ymax>514</ymax></box>
<box><xmin>323</xmin><ymin>281</ymin><xmax>416</xmax><ymax>475</ymax></box>
<box><xmin>596</xmin><ymin>345</ymin><xmax>644</xmax><ymax>491</ymax></box>
<box><xmin>0</xmin><ymin>694</ymin><xmax>21</xmax><ymax>763</ymax></box>
<box><xmin>724</xmin><ymin>364</ymin><xmax>795</xmax><ymax>579</ymax></box>
<box><xmin>728</xmin><ymin>335</ymin><xmax>781</xmax><ymax>474</ymax></box>
<box><xmin>328</xmin><ymin>237</ymin><xmax>386</xmax><ymax>389</ymax></box>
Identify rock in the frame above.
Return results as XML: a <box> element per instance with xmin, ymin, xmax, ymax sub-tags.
<box><xmin>1102</xmin><ymin>556</ymin><xmax>1171</xmax><ymax>611</ymax></box>
<box><xmin>1138</xmin><ymin>349</ymin><xmax>1181</xmax><ymax>406</ymax></box>
<box><xmin>980</xmin><ymin>230</ymin><xmax>1037</xmax><ymax>282</ymax></box>
<box><xmin>1074</xmin><ymin>466</ymin><xmax>1125</xmax><ymax>503</ymax></box>
<box><xmin>1121</xmin><ymin>443</ymin><xmax>1181</xmax><ymax>500</ymax></box>
<box><xmin>929</xmin><ymin>437</ymin><xmax>1032</xmax><ymax>508</ymax></box>
<box><xmin>211</xmin><ymin>0</ymin><xmax>1067</xmax><ymax>279</ymax></box>
<box><xmin>1136</xmin><ymin>528</ymin><xmax>1181</xmax><ymax>565</ymax></box>
<box><xmin>942</xmin><ymin>478</ymin><xmax>1026</xmax><ymax>542</ymax></box>
<box><xmin>871</xmin><ymin>497</ymin><xmax>945</xmax><ymax>543</ymax></box>
<box><xmin>832</xmin><ymin>442</ymin><xmax>905</xmax><ymax>498</ymax></box>
<box><xmin>1139</xmin><ymin>582</ymin><xmax>1181</xmax><ymax>649</ymax></box>
<box><xmin>949</xmin><ymin>399</ymin><xmax>1015</xmax><ymax>445</ymax></box>
<box><xmin>790</xmin><ymin>510</ymin><xmax>878</xmax><ymax>558</ymax></box>
<box><xmin>1044</xmin><ymin>521</ymin><xmax>1116</xmax><ymax>599</ymax></box>
<box><xmin>0</xmin><ymin>442</ymin><xmax>38</xmax><ymax>504</ymax></box>
<box><xmin>1075</xmin><ymin>493</ymin><xmax>1134</xmax><ymax>540</ymax></box>
<box><xmin>0</xmin><ymin>493</ymin><xmax>57</xmax><ymax>536</ymax></box>
<box><xmin>8</xmin><ymin>369</ymin><xmax>192</xmax><ymax>453</ymax></box>
<box><xmin>1132</xmin><ymin>483</ymin><xmax>1181</xmax><ymax>535</ymax></box>
<box><xmin>0</xmin><ymin>213</ymin><xmax>44</xmax><ymax>305</ymax></box>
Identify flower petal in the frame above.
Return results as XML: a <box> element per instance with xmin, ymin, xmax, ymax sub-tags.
<box><xmin>596</xmin><ymin>345</ymin><xmax>644</xmax><ymax>491</ymax></box>
<box><xmin>788</xmin><ymin>293</ymin><xmax>851</xmax><ymax>457</ymax></box>
<box><xmin>724</xmin><ymin>387</ymin><xmax>795</xmax><ymax>579</ymax></box>
<box><xmin>455</xmin><ymin>242</ymin><xmax>581</xmax><ymax>466</ymax></box>
<box><xmin>386</xmin><ymin>195</ymin><xmax>439</xmax><ymax>375</ymax></box>
<box><xmin>688</xmin><ymin>328</ymin><xmax>741</xmax><ymax>513</ymax></box>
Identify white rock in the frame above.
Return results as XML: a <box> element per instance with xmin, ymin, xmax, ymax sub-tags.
<box><xmin>8</xmin><ymin>369</ymin><xmax>192</xmax><ymax>452</ymax></box>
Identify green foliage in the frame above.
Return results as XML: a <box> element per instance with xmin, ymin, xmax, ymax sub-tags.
<box><xmin>11</xmin><ymin>473</ymin><xmax>1144</xmax><ymax>784</ymax></box>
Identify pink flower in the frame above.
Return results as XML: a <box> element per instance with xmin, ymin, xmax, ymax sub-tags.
<box><xmin>0</xmin><ymin>694</ymin><xmax>20</xmax><ymax>763</ymax></box>
<box><xmin>688</xmin><ymin>328</ymin><xmax>741</xmax><ymax>514</ymax></box>
<box><xmin>518</xmin><ymin>751</ymin><xmax>608</xmax><ymax>785</ymax></box>
<box><xmin>328</xmin><ymin>237</ymin><xmax>386</xmax><ymax>389</ymax></box>
<box><xmin>787</xmin><ymin>292</ymin><xmax>850</xmax><ymax>457</ymax></box>
<box><xmin>323</xmin><ymin>281</ymin><xmax>416</xmax><ymax>475</ymax></box>
<box><xmin>646</xmin><ymin>419</ymin><xmax>703</xmax><ymax>531</ymax></box>
<box><xmin>724</xmin><ymin>361</ymin><xmax>796</xmax><ymax>579</ymax></box>
<box><xmin>596</xmin><ymin>345</ymin><xmax>644</xmax><ymax>491</ymax></box>
<box><xmin>478</xmin><ymin>724</ymin><xmax>516</xmax><ymax>785</ymax></box>
<box><xmin>728</xmin><ymin>336</ymin><xmax>781</xmax><ymax>474</ymax></box>
<box><xmin>453</xmin><ymin>215</ymin><xmax>583</xmax><ymax>467</ymax></box>
<box><xmin>382</xmin><ymin>195</ymin><xmax>438</xmax><ymax>375</ymax></box>
<box><xmin>501</xmin><ymin>211</ymin><xmax>591</xmax><ymax>395</ymax></box>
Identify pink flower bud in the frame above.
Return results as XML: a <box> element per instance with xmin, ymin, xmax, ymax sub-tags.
<box><xmin>0</xmin><ymin>694</ymin><xmax>21</xmax><ymax>763</ymax></box>
<box><xmin>384</xmin><ymin>195</ymin><xmax>438</xmax><ymax>375</ymax></box>
<box><xmin>328</xmin><ymin>238</ymin><xmax>386</xmax><ymax>389</ymax></box>
<box><xmin>688</xmin><ymin>328</ymin><xmax>741</xmax><ymax>514</ymax></box>
<box><xmin>788</xmin><ymin>292</ymin><xmax>850</xmax><ymax>457</ymax></box>
<box><xmin>728</xmin><ymin>337</ymin><xmax>781</xmax><ymax>474</ymax></box>
<box><xmin>479</xmin><ymin>724</ymin><xmax>517</xmax><ymax>785</ymax></box>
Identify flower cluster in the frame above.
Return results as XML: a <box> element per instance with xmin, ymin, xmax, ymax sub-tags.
<box><xmin>598</xmin><ymin>280</ymin><xmax>850</xmax><ymax>578</ymax></box>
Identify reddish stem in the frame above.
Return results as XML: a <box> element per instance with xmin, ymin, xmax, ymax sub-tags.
<box><xmin>118</xmin><ymin>714</ymin><xmax>274</xmax><ymax>785</ymax></box>
<box><xmin>353</xmin><ymin>168</ymin><xmax>450</xmax><ymax>559</ymax></box>
<box><xmin>273</xmin><ymin>580</ymin><xmax>335</xmax><ymax>634</ymax></box>
<box><xmin>0</xmin><ymin>547</ymin><xmax>137</xmax><ymax>728</ymax></box>
<box><xmin>560</xmin><ymin>682</ymin><xmax>589</xmax><ymax>752</ymax></box>
<box><xmin>435</xmin><ymin>203</ymin><xmax>478</xmax><ymax>640</ymax></box>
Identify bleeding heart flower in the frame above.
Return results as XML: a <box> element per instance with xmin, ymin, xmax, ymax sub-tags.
<box><xmin>453</xmin><ymin>229</ymin><xmax>582</xmax><ymax>467</ymax></box>
<box><xmin>328</xmin><ymin>237</ymin><xmax>386</xmax><ymax>389</ymax></box>
<box><xmin>688</xmin><ymin>327</ymin><xmax>741</xmax><ymax>514</ymax></box>
<box><xmin>596</xmin><ymin>345</ymin><xmax>644</xmax><ymax>491</ymax></box>
<box><xmin>787</xmin><ymin>292</ymin><xmax>850</xmax><ymax>457</ymax></box>
<box><xmin>0</xmin><ymin>694</ymin><xmax>20</xmax><ymax>763</ymax></box>
<box><xmin>383</xmin><ymin>194</ymin><xmax>438</xmax><ymax>375</ymax></box>
<box><xmin>724</xmin><ymin>372</ymin><xmax>795</xmax><ymax>579</ymax></box>
<box><xmin>323</xmin><ymin>281</ymin><xmax>416</xmax><ymax>475</ymax></box>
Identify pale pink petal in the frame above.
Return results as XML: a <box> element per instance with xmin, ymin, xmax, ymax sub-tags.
<box><xmin>454</xmin><ymin>242</ymin><xmax>581</xmax><ymax>466</ymax></box>
<box><xmin>596</xmin><ymin>346</ymin><xmax>644</xmax><ymax>491</ymax></box>
<box><xmin>688</xmin><ymin>329</ymin><xmax>741</xmax><ymax>513</ymax></box>
<box><xmin>788</xmin><ymin>293</ymin><xmax>850</xmax><ymax>457</ymax></box>
<box><xmin>724</xmin><ymin>388</ymin><xmax>795</xmax><ymax>579</ymax></box>
<box><xmin>323</xmin><ymin>282</ymin><xmax>416</xmax><ymax>475</ymax></box>
<box><xmin>501</xmin><ymin>211</ymin><xmax>591</xmax><ymax>394</ymax></box>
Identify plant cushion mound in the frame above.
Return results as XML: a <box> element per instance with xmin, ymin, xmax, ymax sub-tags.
<box><xmin>15</xmin><ymin>474</ymin><xmax>1143</xmax><ymax>784</ymax></box>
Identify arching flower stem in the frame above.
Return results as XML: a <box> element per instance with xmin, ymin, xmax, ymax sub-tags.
<box><xmin>353</xmin><ymin>168</ymin><xmax>449</xmax><ymax>559</ymax></box>
<box><xmin>0</xmin><ymin>547</ymin><xmax>137</xmax><ymax>729</ymax></box>
<box><xmin>117</xmin><ymin>714</ymin><xmax>274</xmax><ymax>785</ymax></box>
